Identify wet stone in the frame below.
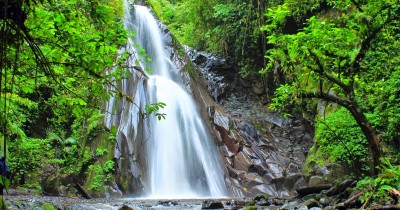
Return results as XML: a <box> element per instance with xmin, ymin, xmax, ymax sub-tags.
<box><xmin>304</xmin><ymin>198</ymin><xmax>321</xmax><ymax>208</ymax></box>
<box><xmin>272</xmin><ymin>198</ymin><xmax>285</xmax><ymax>206</ymax></box>
<box><xmin>157</xmin><ymin>200</ymin><xmax>179</xmax><ymax>206</ymax></box>
<box><xmin>308</xmin><ymin>176</ymin><xmax>325</xmax><ymax>187</ymax></box>
<box><xmin>119</xmin><ymin>204</ymin><xmax>134</xmax><ymax>210</ymax></box>
<box><xmin>319</xmin><ymin>197</ymin><xmax>331</xmax><ymax>206</ymax></box>
<box><xmin>201</xmin><ymin>200</ymin><xmax>224</xmax><ymax>209</ymax></box>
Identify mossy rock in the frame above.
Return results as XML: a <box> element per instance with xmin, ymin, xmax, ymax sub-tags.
<box><xmin>254</xmin><ymin>193</ymin><xmax>269</xmax><ymax>201</ymax></box>
<box><xmin>246</xmin><ymin>200</ymin><xmax>255</xmax><ymax>206</ymax></box>
<box><xmin>244</xmin><ymin>206</ymin><xmax>257</xmax><ymax>210</ymax></box>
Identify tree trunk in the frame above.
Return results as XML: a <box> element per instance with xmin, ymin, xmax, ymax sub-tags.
<box><xmin>348</xmin><ymin>101</ymin><xmax>381</xmax><ymax>175</ymax></box>
<box><xmin>301</xmin><ymin>92</ymin><xmax>382</xmax><ymax>174</ymax></box>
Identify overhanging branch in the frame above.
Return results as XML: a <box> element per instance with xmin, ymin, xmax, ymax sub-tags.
<box><xmin>307</xmin><ymin>49</ymin><xmax>352</xmax><ymax>94</ymax></box>
<box><xmin>300</xmin><ymin>91</ymin><xmax>352</xmax><ymax>108</ymax></box>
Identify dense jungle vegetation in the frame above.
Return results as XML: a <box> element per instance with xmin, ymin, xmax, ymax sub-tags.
<box><xmin>149</xmin><ymin>0</ymin><xmax>400</xmax><ymax>204</ymax></box>
<box><xmin>0</xmin><ymin>0</ymin><xmax>127</xmax><ymax>197</ymax></box>
<box><xmin>0</xmin><ymin>0</ymin><xmax>399</xmax><ymax>206</ymax></box>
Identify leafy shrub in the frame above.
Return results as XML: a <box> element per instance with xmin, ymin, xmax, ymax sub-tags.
<box><xmin>306</xmin><ymin>107</ymin><xmax>370</xmax><ymax>176</ymax></box>
<box><xmin>357</xmin><ymin>158</ymin><xmax>400</xmax><ymax>205</ymax></box>
<box><xmin>8</xmin><ymin>138</ymin><xmax>52</xmax><ymax>186</ymax></box>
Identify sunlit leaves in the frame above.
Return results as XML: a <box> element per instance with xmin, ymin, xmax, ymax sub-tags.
<box><xmin>143</xmin><ymin>102</ymin><xmax>167</xmax><ymax>120</ymax></box>
<box><xmin>262</xmin><ymin>3</ymin><xmax>290</xmax><ymax>34</ymax></box>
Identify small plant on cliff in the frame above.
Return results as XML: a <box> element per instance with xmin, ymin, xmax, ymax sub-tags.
<box><xmin>143</xmin><ymin>102</ymin><xmax>167</xmax><ymax>120</ymax></box>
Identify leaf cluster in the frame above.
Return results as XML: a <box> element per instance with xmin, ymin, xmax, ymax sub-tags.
<box><xmin>357</xmin><ymin>158</ymin><xmax>400</xmax><ymax>205</ymax></box>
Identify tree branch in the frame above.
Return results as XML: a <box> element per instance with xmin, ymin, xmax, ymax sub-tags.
<box><xmin>307</xmin><ymin>49</ymin><xmax>352</xmax><ymax>94</ymax></box>
<box><xmin>350</xmin><ymin>0</ymin><xmax>363</xmax><ymax>12</ymax></box>
<box><xmin>300</xmin><ymin>91</ymin><xmax>352</xmax><ymax>108</ymax></box>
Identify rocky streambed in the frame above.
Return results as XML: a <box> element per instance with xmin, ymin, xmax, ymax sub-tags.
<box><xmin>3</xmin><ymin>180</ymin><xmax>399</xmax><ymax>210</ymax></box>
<box><xmin>4</xmin><ymin>192</ymin><xmax>396</xmax><ymax>210</ymax></box>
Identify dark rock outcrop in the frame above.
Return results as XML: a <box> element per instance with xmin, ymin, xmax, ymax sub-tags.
<box><xmin>185</xmin><ymin>47</ymin><xmax>315</xmax><ymax>197</ymax></box>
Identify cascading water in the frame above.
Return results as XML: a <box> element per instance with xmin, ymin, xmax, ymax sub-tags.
<box><xmin>111</xmin><ymin>2</ymin><xmax>228</xmax><ymax>199</ymax></box>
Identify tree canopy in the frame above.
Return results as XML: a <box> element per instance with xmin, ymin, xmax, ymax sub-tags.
<box><xmin>262</xmin><ymin>0</ymin><xmax>399</xmax><ymax>173</ymax></box>
<box><xmin>0</xmin><ymin>0</ymin><xmax>126</xmax><ymax>192</ymax></box>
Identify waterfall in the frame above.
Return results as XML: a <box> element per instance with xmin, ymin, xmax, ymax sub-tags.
<box><xmin>106</xmin><ymin>2</ymin><xmax>228</xmax><ymax>199</ymax></box>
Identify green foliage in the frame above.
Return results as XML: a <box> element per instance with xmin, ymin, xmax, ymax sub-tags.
<box><xmin>269</xmin><ymin>84</ymin><xmax>294</xmax><ymax>117</ymax></box>
<box><xmin>43</xmin><ymin>204</ymin><xmax>56</xmax><ymax>210</ymax></box>
<box><xmin>0</xmin><ymin>176</ymin><xmax>10</xmax><ymax>193</ymax></box>
<box><xmin>148</xmin><ymin>0</ymin><xmax>269</xmax><ymax>77</ymax></box>
<box><xmin>8</xmin><ymin>138</ymin><xmax>53</xmax><ymax>185</ymax></box>
<box><xmin>264</xmin><ymin>0</ymin><xmax>400</xmax><ymax>171</ymax></box>
<box><xmin>87</xmin><ymin>164</ymin><xmax>104</xmax><ymax>191</ymax></box>
<box><xmin>244</xmin><ymin>206</ymin><xmax>257</xmax><ymax>210</ymax></box>
<box><xmin>357</xmin><ymin>158</ymin><xmax>400</xmax><ymax>204</ymax></box>
<box><xmin>87</xmin><ymin>159</ymin><xmax>115</xmax><ymax>191</ymax></box>
<box><xmin>0</xmin><ymin>0</ymin><xmax>127</xmax><ymax>193</ymax></box>
<box><xmin>103</xmin><ymin>160</ymin><xmax>114</xmax><ymax>174</ymax></box>
<box><xmin>95</xmin><ymin>148</ymin><xmax>108</xmax><ymax>157</ymax></box>
<box><xmin>246</xmin><ymin>199</ymin><xmax>255</xmax><ymax>206</ymax></box>
<box><xmin>308</xmin><ymin>107</ymin><xmax>370</xmax><ymax>175</ymax></box>
<box><xmin>143</xmin><ymin>102</ymin><xmax>167</xmax><ymax>120</ymax></box>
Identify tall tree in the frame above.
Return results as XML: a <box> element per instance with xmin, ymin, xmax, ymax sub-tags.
<box><xmin>262</xmin><ymin>0</ymin><xmax>400</xmax><ymax>173</ymax></box>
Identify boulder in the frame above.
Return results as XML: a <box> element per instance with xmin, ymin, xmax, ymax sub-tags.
<box><xmin>296</xmin><ymin>184</ymin><xmax>332</xmax><ymax>196</ymax></box>
<box><xmin>319</xmin><ymin>197</ymin><xmax>331</xmax><ymax>206</ymax></box>
<box><xmin>201</xmin><ymin>200</ymin><xmax>224</xmax><ymax>209</ymax></box>
<box><xmin>224</xmin><ymin>157</ymin><xmax>233</xmax><ymax>166</ymax></box>
<box><xmin>303</xmin><ymin>198</ymin><xmax>320</xmax><ymax>208</ymax></box>
<box><xmin>324</xmin><ymin>163</ymin><xmax>344</xmax><ymax>182</ymax></box>
<box><xmin>308</xmin><ymin>176</ymin><xmax>325</xmax><ymax>187</ymax></box>
<box><xmin>234</xmin><ymin>151</ymin><xmax>253</xmax><ymax>171</ymax></box>
<box><xmin>292</xmin><ymin>176</ymin><xmax>307</xmax><ymax>191</ymax></box>
<box><xmin>288</xmin><ymin>163</ymin><xmax>300</xmax><ymax>173</ymax></box>
<box><xmin>283</xmin><ymin>173</ymin><xmax>303</xmax><ymax>191</ymax></box>
<box><xmin>243</xmin><ymin>173</ymin><xmax>264</xmax><ymax>188</ymax></box>
<box><xmin>41</xmin><ymin>164</ymin><xmax>61</xmax><ymax>196</ymax></box>
<box><xmin>119</xmin><ymin>205</ymin><xmax>134</xmax><ymax>210</ymax></box>
<box><xmin>265</xmin><ymin>161</ymin><xmax>282</xmax><ymax>175</ymax></box>
<box><xmin>252</xmin><ymin>80</ymin><xmax>265</xmax><ymax>95</ymax></box>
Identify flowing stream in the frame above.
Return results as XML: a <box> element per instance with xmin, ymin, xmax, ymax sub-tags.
<box><xmin>107</xmin><ymin>3</ymin><xmax>228</xmax><ymax>199</ymax></box>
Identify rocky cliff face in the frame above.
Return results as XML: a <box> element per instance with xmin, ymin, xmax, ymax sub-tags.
<box><xmin>185</xmin><ymin>47</ymin><xmax>315</xmax><ymax>198</ymax></box>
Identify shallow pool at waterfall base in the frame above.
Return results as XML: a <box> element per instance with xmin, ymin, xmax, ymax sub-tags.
<box><xmin>3</xmin><ymin>195</ymin><xmax>244</xmax><ymax>209</ymax></box>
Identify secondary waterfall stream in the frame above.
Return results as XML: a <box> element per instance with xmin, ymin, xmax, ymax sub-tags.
<box><xmin>105</xmin><ymin>2</ymin><xmax>228</xmax><ymax>199</ymax></box>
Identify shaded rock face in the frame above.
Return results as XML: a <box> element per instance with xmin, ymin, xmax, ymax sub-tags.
<box><xmin>186</xmin><ymin>47</ymin><xmax>315</xmax><ymax>198</ymax></box>
<box><xmin>217</xmin><ymin>116</ymin><xmax>313</xmax><ymax>198</ymax></box>
<box><xmin>185</xmin><ymin>47</ymin><xmax>230</xmax><ymax>103</ymax></box>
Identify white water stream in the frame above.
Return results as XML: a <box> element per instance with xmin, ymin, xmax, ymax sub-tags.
<box><xmin>109</xmin><ymin>3</ymin><xmax>228</xmax><ymax>199</ymax></box>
